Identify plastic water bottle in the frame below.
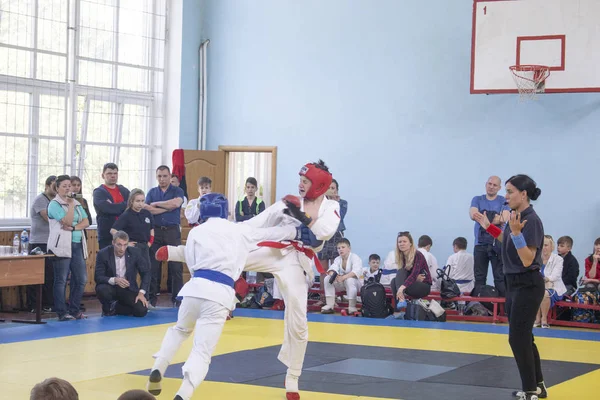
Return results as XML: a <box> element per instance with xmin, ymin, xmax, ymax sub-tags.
<box><xmin>458</xmin><ymin>301</ymin><xmax>466</xmax><ymax>315</ymax></box>
<box><xmin>20</xmin><ymin>230</ymin><xmax>29</xmax><ymax>255</ymax></box>
<box><xmin>247</xmin><ymin>271</ymin><xmax>257</xmax><ymax>284</ymax></box>
<box><xmin>12</xmin><ymin>234</ymin><xmax>20</xmax><ymax>255</ymax></box>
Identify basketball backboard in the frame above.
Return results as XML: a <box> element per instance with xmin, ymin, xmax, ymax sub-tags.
<box><xmin>471</xmin><ymin>0</ymin><xmax>600</xmax><ymax>94</ymax></box>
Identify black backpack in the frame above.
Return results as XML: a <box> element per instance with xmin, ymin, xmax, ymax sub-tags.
<box><xmin>437</xmin><ymin>266</ymin><xmax>461</xmax><ymax>299</ymax></box>
<box><xmin>360</xmin><ymin>280</ymin><xmax>392</xmax><ymax>318</ymax></box>
<box><xmin>471</xmin><ymin>284</ymin><xmax>500</xmax><ymax>312</ymax></box>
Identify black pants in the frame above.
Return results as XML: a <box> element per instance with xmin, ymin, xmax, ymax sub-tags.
<box><xmin>26</xmin><ymin>243</ymin><xmax>55</xmax><ymax>310</ymax></box>
<box><xmin>98</xmin><ymin>238</ymin><xmax>112</xmax><ymax>250</ymax></box>
<box><xmin>391</xmin><ymin>268</ymin><xmax>431</xmax><ymax>300</ymax></box>
<box><xmin>134</xmin><ymin>242</ymin><xmax>151</xmax><ymax>269</ymax></box>
<box><xmin>474</xmin><ymin>244</ymin><xmax>506</xmax><ymax>296</ymax></box>
<box><xmin>505</xmin><ymin>271</ymin><xmax>545</xmax><ymax>392</ymax></box>
<box><xmin>96</xmin><ymin>284</ymin><xmax>148</xmax><ymax>317</ymax></box>
<box><xmin>149</xmin><ymin>226</ymin><xmax>182</xmax><ymax>304</ymax></box>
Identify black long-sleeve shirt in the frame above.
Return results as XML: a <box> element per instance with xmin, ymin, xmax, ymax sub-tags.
<box><xmin>560</xmin><ymin>251</ymin><xmax>580</xmax><ymax>288</ymax></box>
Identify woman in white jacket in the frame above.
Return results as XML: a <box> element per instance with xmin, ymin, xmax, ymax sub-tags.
<box><xmin>535</xmin><ymin>235</ymin><xmax>567</xmax><ymax>328</ymax></box>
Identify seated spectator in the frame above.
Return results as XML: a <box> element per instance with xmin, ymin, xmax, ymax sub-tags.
<box><xmin>184</xmin><ymin>176</ymin><xmax>212</xmax><ymax>226</ymax></box>
<box><xmin>535</xmin><ymin>235</ymin><xmax>566</xmax><ymax>328</ymax></box>
<box><xmin>557</xmin><ymin>235</ymin><xmax>579</xmax><ymax>295</ymax></box>
<box><xmin>363</xmin><ymin>253</ymin><xmax>382</xmax><ymax>283</ymax></box>
<box><xmin>583</xmin><ymin>237</ymin><xmax>600</xmax><ymax>291</ymax></box>
<box><xmin>321</xmin><ymin>239</ymin><xmax>363</xmax><ymax>314</ymax></box>
<box><xmin>117</xmin><ymin>389</ymin><xmax>156</xmax><ymax>400</ymax></box>
<box><xmin>444</xmin><ymin>237</ymin><xmax>475</xmax><ymax>294</ymax></box>
<box><xmin>391</xmin><ymin>232</ymin><xmax>432</xmax><ymax>303</ymax></box>
<box><xmin>417</xmin><ymin>235</ymin><xmax>440</xmax><ymax>291</ymax></box>
<box><xmin>235</xmin><ymin>177</ymin><xmax>265</xmax><ymax>221</ymax></box>
<box><xmin>30</xmin><ymin>377</ymin><xmax>78</xmax><ymax>400</ymax></box>
<box><xmin>94</xmin><ymin>231</ymin><xmax>150</xmax><ymax>317</ymax></box>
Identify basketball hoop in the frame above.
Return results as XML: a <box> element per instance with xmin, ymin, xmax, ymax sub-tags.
<box><xmin>509</xmin><ymin>65</ymin><xmax>550</xmax><ymax>101</ymax></box>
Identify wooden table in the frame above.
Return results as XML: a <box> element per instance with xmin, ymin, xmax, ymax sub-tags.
<box><xmin>0</xmin><ymin>254</ymin><xmax>52</xmax><ymax>324</ymax></box>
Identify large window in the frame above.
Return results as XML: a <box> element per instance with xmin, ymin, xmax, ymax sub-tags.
<box><xmin>0</xmin><ymin>0</ymin><xmax>166</xmax><ymax>222</ymax></box>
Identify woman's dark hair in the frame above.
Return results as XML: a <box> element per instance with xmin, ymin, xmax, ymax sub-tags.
<box><xmin>586</xmin><ymin>237</ymin><xmax>600</xmax><ymax>263</ymax></box>
<box><xmin>54</xmin><ymin>175</ymin><xmax>71</xmax><ymax>190</ymax></box>
<box><xmin>245</xmin><ymin>177</ymin><xmax>258</xmax><ymax>187</ymax></box>
<box><xmin>70</xmin><ymin>176</ymin><xmax>82</xmax><ymax>193</ymax></box>
<box><xmin>331</xmin><ymin>178</ymin><xmax>338</xmax><ymax>190</ymax></box>
<box><xmin>505</xmin><ymin>174</ymin><xmax>541</xmax><ymax>201</ymax></box>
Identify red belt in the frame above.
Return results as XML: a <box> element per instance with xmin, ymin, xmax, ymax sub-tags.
<box><xmin>257</xmin><ymin>240</ymin><xmax>325</xmax><ymax>274</ymax></box>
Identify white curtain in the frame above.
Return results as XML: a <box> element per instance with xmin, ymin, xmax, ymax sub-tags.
<box><xmin>227</xmin><ymin>152</ymin><xmax>272</xmax><ymax>220</ymax></box>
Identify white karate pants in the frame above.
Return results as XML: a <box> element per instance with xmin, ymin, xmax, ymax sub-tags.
<box><xmin>152</xmin><ymin>297</ymin><xmax>229</xmax><ymax>392</ymax></box>
<box><xmin>324</xmin><ymin>276</ymin><xmax>362</xmax><ymax>299</ymax></box>
<box><xmin>244</xmin><ymin>247</ymin><xmax>310</xmax><ymax>377</ymax></box>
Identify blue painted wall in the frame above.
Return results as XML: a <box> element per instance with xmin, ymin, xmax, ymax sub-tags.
<box><xmin>189</xmin><ymin>0</ymin><xmax>600</xmax><ymax>276</ymax></box>
<box><xmin>177</xmin><ymin>0</ymin><xmax>205</xmax><ymax>149</ymax></box>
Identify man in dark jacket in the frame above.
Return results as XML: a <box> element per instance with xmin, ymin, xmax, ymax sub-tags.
<box><xmin>95</xmin><ymin>230</ymin><xmax>150</xmax><ymax>317</ymax></box>
<box><xmin>93</xmin><ymin>163</ymin><xmax>130</xmax><ymax>249</ymax></box>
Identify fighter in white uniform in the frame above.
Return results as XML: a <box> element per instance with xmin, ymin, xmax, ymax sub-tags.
<box><xmin>321</xmin><ymin>238</ymin><xmax>364</xmax><ymax>314</ymax></box>
<box><xmin>242</xmin><ymin>160</ymin><xmax>341</xmax><ymax>400</ymax></box>
<box><xmin>145</xmin><ymin>193</ymin><xmax>311</xmax><ymax>400</ymax></box>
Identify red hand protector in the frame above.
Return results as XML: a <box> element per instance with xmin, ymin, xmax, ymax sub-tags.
<box><xmin>155</xmin><ymin>246</ymin><xmax>169</xmax><ymax>261</ymax></box>
<box><xmin>282</xmin><ymin>194</ymin><xmax>301</xmax><ymax>208</ymax></box>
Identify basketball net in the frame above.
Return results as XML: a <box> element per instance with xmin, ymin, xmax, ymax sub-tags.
<box><xmin>509</xmin><ymin>65</ymin><xmax>550</xmax><ymax>101</ymax></box>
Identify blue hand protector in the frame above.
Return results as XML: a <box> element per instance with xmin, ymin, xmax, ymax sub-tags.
<box><xmin>295</xmin><ymin>225</ymin><xmax>323</xmax><ymax>247</ymax></box>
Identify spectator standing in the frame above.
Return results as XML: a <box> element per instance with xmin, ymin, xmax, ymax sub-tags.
<box><xmin>469</xmin><ymin>176</ymin><xmax>510</xmax><ymax>296</ymax></box>
<box><xmin>27</xmin><ymin>175</ymin><xmax>57</xmax><ymax>312</ymax></box>
<box><xmin>145</xmin><ymin>166</ymin><xmax>185</xmax><ymax>307</ymax></box>
<box><xmin>47</xmin><ymin>175</ymin><xmax>90</xmax><ymax>321</ymax></box>
<box><xmin>235</xmin><ymin>177</ymin><xmax>265</xmax><ymax>221</ymax></box>
<box><xmin>93</xmin><ymin>163</ymin><xmax>130</xmax><ymax>249</ymax></box>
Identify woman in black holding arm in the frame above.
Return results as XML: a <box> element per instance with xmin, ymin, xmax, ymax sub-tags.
<box><xmin>475</xmin><ymin>175</ymin><xmax>546</xmax><ymax>400</ymax></box>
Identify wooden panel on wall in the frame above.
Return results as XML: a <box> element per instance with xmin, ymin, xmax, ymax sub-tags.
<box><xmin>183</xmin><ymin>150</ymin><xmax>226</xmax><ymax>195</ymax></box>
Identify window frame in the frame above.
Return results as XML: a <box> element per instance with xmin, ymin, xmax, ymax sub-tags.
<box><xmin>0</xmin><ymin>0</ymin><xmax>165</xmax><ymax>226</ymax></box>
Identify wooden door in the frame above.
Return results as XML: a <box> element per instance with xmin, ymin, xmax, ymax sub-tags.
<box><xmin>181</xmin><ymin>150</ymin><xmax>226</xmax><ymax>241</ymax></box>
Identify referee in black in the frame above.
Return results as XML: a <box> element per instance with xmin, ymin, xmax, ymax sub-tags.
<box><xmin>475</xmin><ymin>174</ymin><xmax>546</xmax><ymax>400</ymax></box>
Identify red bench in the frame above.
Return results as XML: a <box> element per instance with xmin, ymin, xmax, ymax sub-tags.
<box><xmin>548</xmin><ymin>300</ymin><xmax>600</xmax><ymax>330</ymax></box>
<box><xmin>307</xmin><ymin>283</ymin><xmax>508</xmax><ymax>323</ymax></box>
<box><xmin>261</xmin><ymin>280</ymin><xmax>600</xmax><ymax>329</ymax></box>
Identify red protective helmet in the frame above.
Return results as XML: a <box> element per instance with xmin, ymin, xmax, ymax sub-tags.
<box><xmin>299</xmin><ymin>162</ymin><xmax>332</xmax><ymax>200</ymax></box>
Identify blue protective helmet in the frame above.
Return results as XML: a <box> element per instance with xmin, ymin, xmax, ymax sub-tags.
<box><xmin>199</xmin><ymin>193</ymin><xmax>228</xmax><ymax>221</ymax></box>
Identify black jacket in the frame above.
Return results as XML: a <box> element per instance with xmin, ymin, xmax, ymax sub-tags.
<box><xmin>93</xmin><ymin>184</ymin><xmax>130</xmax><ymax>242</ymax></box>
<box><xmin>561</xmin><ymin>251</ymin><xmax>580</xmax><ymax>288</ymax></box>
<box><xmin>94</xmin><ymin>246</ymin><xmax>150</xmax><ymax>293</ymax></box>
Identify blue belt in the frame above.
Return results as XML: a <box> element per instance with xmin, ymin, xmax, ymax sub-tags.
<box><xmin>381</xmin><ymin>269</ymin><xmax>397</xmax><ymax>275</ymax></box>
<box><xmin>454</xmin><ymin>279</ymin><xmax>472</xmax><ymax>284</ymax></box>
<box><xmin>193</xmin><ymin>269</ymin><xmax>235</xmax><ymax>288</ymax></box>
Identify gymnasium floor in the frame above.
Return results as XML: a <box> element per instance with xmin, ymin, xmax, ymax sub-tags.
<box><xmin>1</xmin><ymin>307</ymin><xmax>599</xmax><ymax>400</ymax></box>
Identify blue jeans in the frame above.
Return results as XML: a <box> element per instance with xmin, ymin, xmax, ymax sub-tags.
<box><xmin>53</xmin><ymin>242</ymin><xmax>87</xmax><ymax>317</ymax></box>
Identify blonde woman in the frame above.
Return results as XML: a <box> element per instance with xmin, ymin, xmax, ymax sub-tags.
<box><xmin>390</xmin><ymin>232</ymin><xmax>433</xmax><ymax>303</ymax></box>
<box><xmin>535</xmin><ymin>235</ymin><xmax>566</xmax><ymax>329</ymax></box>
